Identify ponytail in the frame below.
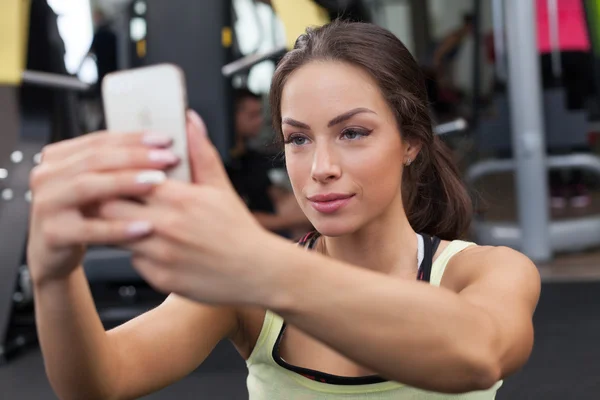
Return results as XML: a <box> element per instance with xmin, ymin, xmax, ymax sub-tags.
<box><xmin>403</xmin><ymin>135</ymin><xmax>472</xmax><ymax>240</ymax></box>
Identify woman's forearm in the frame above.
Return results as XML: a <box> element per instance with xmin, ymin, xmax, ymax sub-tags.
<box><xmin>34</xmin><ymin>267</ymin><xmax>121</xmax><ymax>400</ymax></box>
<box><xmin>260</xmin><ymin>242</ymin><xmax>501</xmax><ymax>393</ymax></box>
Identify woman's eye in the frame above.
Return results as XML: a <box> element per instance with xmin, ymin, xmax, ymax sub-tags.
<box><xmin>342</xmin><ymin>128</ymin><xmax>370</xmax><ymax>140</ymax></box>
<box><xmin>285</xmin><ymin>135</ymin><xmax>309</xmax><ymax>146</ymax></box>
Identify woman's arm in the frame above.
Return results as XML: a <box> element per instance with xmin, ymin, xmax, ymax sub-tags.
<box><xmin>96</xmin><ymin>112</ymin><xmax>538</xmax><ymax>393</ymax></box>
<box><xmin>260</xmin><ymin>242</ymin><xmax>540</xmax><ymax>393</ymax></box>
<box><xmin>35</xmin><ymin>266</ymin><xmax>237</xmax><ymax>400</ymax></box>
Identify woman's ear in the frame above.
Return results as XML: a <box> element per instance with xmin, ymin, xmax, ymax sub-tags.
<box><xmin>404</xmin><ymin>140</ymin><xmax>422</xmax><ymax>166</ymax></box>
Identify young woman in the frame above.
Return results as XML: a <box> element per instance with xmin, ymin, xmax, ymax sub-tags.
<box><xmin>29</xmin><ymin>21</ymin><xmax>540</xmax><ymax>399</ymax></box>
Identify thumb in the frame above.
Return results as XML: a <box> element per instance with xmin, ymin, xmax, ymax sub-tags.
<box><xmin>186</xmin><ymin>110</ymin><xmax>231</xmax><ymax>188</ymax></box>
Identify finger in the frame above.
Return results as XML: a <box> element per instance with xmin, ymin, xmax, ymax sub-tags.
<box><xmin>98</xmin><ymin>198</ymin><xmax>147</xmax><ymax>221</ymax></box>
<box><xmin>64</xmin><ymin>146</ymin><xmax>178</xmax><ymax>178</ymax></box>
<box><xmin>186</xmin><ymin>110</ymin><xmax>232</xmax><ymax>189</ymax></box>
<box><xmin>36</xmin><ymin>170</ymin><xmax>167</xmax><ymax>210</ymax></box>
<box><xmin>44</xmin><ymin>218</ymin><xmax>154</xmax><ymax>247</ymax></box>
<box><xmin>121</xmin><ymin>236</ymin><xmax>175</xmax><ymax>264</ymax></box>
<box><xmin>31</xmin><ymin>147</ymin><xmax>179</xmax><ymax>190</ymax></box>
<box><xmin>41</xmin><ymin>131</ymin><xmax>173</xmax><ymax>164</ymax></box>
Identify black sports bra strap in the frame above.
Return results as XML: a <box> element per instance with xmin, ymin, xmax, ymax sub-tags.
<box><xmin>300</xmin><ymin>231</ymin><xmax>439</xmax><ymax>283</ymax></box>
<box><xmin>420</xmin><ymin>234</ymin><xmax>433</xmax><ymax>282</ymax></box>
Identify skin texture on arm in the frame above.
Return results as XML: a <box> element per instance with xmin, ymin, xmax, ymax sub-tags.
<box><xmin>34</xmin><ymin>267</ymin><xmax>237</xmax><ymax>400</ymax></box>
<box><xmin>93</xmin><ymin>104</ymin><xmax>538</xmax><ymax>394</ymax></box>
<box><xmin>260</xmin><ymin>240</ymin><xmax>540</xmax><ymax>393</ymax></box>
<box><xmin>34</xmin><ymin>267</ymin><xmax>124</xmax><ymax>400</ymax></box>
<box><xmin>107</xmin><ymin>294</ymin><xmax>238</xmax><ymax>400</ymax></box>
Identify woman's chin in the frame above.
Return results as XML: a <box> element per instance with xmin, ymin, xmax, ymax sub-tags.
<box><xmin>311</xmin><ymin>218</ymin><xmax>360</xmax><ymax>238</ymax></box>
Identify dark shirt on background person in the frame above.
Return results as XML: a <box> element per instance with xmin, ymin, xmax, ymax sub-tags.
<box><xmin>90</xmin><ymin>10</ymin><xmax>118</xmax><ymax>91</ymax></box>
<box><xmin>226</xmin><ymin>149</ymin><xmax>276</xmax><ymax>214</ymax></box>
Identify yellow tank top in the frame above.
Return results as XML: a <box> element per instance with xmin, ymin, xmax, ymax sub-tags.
<box><xmin>245</xmin><ymin>240</ymin><xmax>503</xmax><ymax>399</ymax></box>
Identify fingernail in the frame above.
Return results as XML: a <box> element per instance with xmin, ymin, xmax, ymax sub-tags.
<box><xmin>127</xmin><ymin>221</ymin><xmax>153</xmax><ymax>236</ymax></box>
<box><xmin>143</xmin><ymin>133</ymin><xmax>172</xmax><ymax>147</ymax></box>
<box><xmin>136</xmin><ymin>170</ymin><xmax>166</xmax><ymax>185</ymax></box>
<box><xmin>149</xmin><ymin>150</ymin><xmax>179</xmax><ymax>164</ymax></box>
<box><xmin>187</xmin><ymin>110</ymin><xmax>206</xmax><ymax>136</ymax></box>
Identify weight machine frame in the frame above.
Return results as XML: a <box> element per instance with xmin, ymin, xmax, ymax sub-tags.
<box><xmin>0</xmin><ymin>72</ymin><xmax>90</xmax><ymax>364</ymax></box>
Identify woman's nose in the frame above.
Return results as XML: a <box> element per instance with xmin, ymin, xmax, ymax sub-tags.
<box><xmin>311</xmin><ymin>145</ymin><xmax>341</xmax><ymax>183</ymax></box>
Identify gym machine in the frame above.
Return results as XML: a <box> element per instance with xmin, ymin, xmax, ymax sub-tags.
<box><xmin>466</xmin><ymin>0</ymin><xmax>600</xmax><ymax>260</ymax></box>
<box><xmin>0</xmin><ymin>68</ymin><xmax>166</xmax><ymax>364</ymax></box>
<box><xmin>0</xmin><ymin>71</ymin><xmax>97</xmax><ymax>364</ymax></box>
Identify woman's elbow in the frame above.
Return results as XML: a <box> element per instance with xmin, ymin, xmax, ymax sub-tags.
<box><xmin>451</xmin><ymin>322</ymin><xmax>503</xmax><ymax>392</ymax></box>
<box><xmin>467</xmin><ymin>356</ymin><xmax>502</xmax><ymax>391</ymax></box>
<box><xmin>463</xmin><ymin>329</ymin><xmax>504</xmax><ymax>391</ymax></box>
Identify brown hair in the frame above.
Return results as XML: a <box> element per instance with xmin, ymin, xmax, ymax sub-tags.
<box><xmin>269</xmin><ymin>21</ymin><xmax>472</xmax><ymax>240</ymax></box>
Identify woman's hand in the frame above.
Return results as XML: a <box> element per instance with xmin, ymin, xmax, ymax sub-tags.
<box><xmin>27</xmin><ymin>130</ymin><xmax>179</xmax><ymax>286</ymax></box>
<box><xmin>98</xmin><ymin>111</ymin><xmax>277</xmax><ymax>305</ymax></box>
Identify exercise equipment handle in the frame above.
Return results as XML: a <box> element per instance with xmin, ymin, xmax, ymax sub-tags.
<box><xmin>434</xmin><ymin>118</ymin><xmax>468</xmax><ymax>136</ymax></box>
<box><xmin>21</xmin><ymin>70</ymin><xmax>91</xmax><ymax>92</ymax></box>
<box><xmin>221</xmin><ymin>46</ymin><xmax>287</xmax><ymax>77</ymax></box>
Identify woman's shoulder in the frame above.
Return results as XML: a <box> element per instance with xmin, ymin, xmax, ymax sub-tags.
<box><xmin>438</xmin><ymin>241</ymin><xmax>538</xmax><ymax>292</ymax></box>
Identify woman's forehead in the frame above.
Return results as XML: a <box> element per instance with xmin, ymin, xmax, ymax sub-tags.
<box><xmin>280</xmin><ymin>61</ymin><xmax>387</xmax><ymax>119</ymax></box>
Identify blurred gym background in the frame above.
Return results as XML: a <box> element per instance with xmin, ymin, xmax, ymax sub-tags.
<box><xmin>1</xmin><ymin>0</ymin><xmax>600</xmax><ymax>398</ymax></box>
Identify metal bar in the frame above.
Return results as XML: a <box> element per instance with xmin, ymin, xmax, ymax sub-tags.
<box><xmin>472</xmin><ymin>217</ymin><xmax>600</xmax><ymax>254</ymax></box>
<box><xmin>547</xmin><ymin>0</ymin><xmax>562</xmax><ymax>78</ymax></box>
<box><xmin>408</xmin><ymin>0</ymin><xmax>432</xmax><ymax>63</ymax></box>
<box><xmin>221</xmin><ymin>46</ymin><xmax>288</xmax><ymax>77</ymax></box>
<box><xmin>434</xmin><ymin>118</ymin><xmax>468</xmax><ymax>136</ymax></box>
<box><xmin>0</xmin><ymin>87</ymin><xmax>20</xmax><ymax>169</ymax></box>
<box><xmin>466</xmin><ymin>153</ymin><xmax>600</xmax><ymax>185</ymax></box>
<box><xmin>21</xmin><ymin>70</ymin><xmax>90</xmax><ymax>92</ymax></box>
<box><xmin>492</xmin><ymin>0</ymin><xmax>507</xmax><ymax>81</ymax></box>
<box><xmin>0</xmin><ymin>134</ymin><xmax>47</xmax><ymax>363</ymax></box>
<box><xmin>505</xmin><ymin>0</ymin><xmax>551</xmax><ymax>262</ymax></box>
<box><xmin>0</xmin><ymin>87</ymin><xmax>23</xmax><ymax>363</ymax></box>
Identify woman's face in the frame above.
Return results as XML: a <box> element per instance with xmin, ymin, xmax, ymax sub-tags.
<box><xmin>281</xmin><ymin>61</ymin><xmax>414</xmax><ymax>236</ymax></box>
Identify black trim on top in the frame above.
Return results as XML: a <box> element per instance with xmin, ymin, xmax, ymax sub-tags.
<box><xmin>272</xmin><ymin>325</ymin><xmax>387</xmax><ymax>385</ymax></box>
<box><xmin>420</xmin><ymin>233</ymin><xmax>434</xmax><ymax>283</ymax></box>
<box><xmin>273</xmin><ymin>231</ymin><xmax>440</xmax><ymax>386</ymax></box>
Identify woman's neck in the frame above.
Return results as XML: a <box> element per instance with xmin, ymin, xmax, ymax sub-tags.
<box><xmin>319</xmin><ymin>196</ymin><xmax>418</xmax><ymax>277</ymax></box>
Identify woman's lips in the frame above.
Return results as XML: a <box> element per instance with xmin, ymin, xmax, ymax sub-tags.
<box><xmin>308</xmin><ymin>193</ymin><xmax>355</xmax><ymax>214</ymax></box>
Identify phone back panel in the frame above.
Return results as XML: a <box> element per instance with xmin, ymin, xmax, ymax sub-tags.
<box><xmin>102</xmin><ymin>64</ymin><xmax>191</xmax><ymax>182</ymax></box>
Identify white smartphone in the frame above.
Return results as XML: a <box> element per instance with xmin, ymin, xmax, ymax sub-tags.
<box><xmin>102</xmin><ymin>63</ymin><xmax>191</xmax><ymax>182</ymax></box>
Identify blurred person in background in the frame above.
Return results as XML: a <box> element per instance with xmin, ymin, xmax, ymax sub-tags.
<box><xmin>89</xmin><ymin>8</ymin><xmax>118</xmax><ymax>90</ymax></box>
<box><xmin>433</xmin><ymin>14</ymin><xmax>474</xmax><ymax>96</ymax></box>
<box><xmin>227</xmin><ymin>88</ymin><xmax>311</xmax><ymax>237</ymax></box>
<box><xmin>82</xmin><ymin>8</ymin><xmax>118</xmax><ymax>131</ymax></box>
